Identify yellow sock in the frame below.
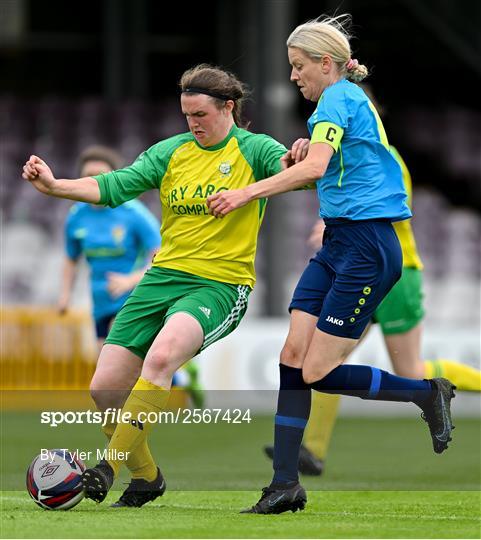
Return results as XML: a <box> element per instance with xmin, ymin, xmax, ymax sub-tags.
<box><xmin>126</xmin><ymin>441</ymin><xmax>158</xmax><ymax>481</ymax></box>
<box><xmin>304</xmin><ymin>393</ymin><xmax>341</xmax><ymax>460</ymax></box>
<box><xmin>102</xmin><ymin>420</ymin><xmax>157</xmax><ymax>481</ymax></box>
<box><xmin>425</xmin><ymin>359</ymin><xmax>481</xmax><ymax>392</ymax></box>
<box><xmin>106</xmin><ymin>377</ymin><xmax>170</xmax><ymax>477</ymax></box>
<box><xmin>102</xmin><ymin>421</ymin><xmax>116</xmax><ymax>440</ymax></box>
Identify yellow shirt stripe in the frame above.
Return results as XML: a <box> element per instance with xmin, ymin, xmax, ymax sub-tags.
<box><xmin>368</xmin><ymin>102</ymin><xmax>389</xmax><ymax>150</ymax></box>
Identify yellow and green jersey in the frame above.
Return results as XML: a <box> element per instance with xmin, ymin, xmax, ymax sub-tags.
<box><xmin>94</xmin><ymin>125</ymin><xmax>287</xmax><ymax>288</ymax></box>
<box><xmin>390</xmin><ymin>146</ymin><xmax>423</xmax><ymax>270</ymax></box>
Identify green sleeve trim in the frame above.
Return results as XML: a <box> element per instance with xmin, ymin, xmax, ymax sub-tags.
<box><xmin>311</xmin><ymin>122</ymin><xmax>344</xmax><ymax>152</ymax></box>
<box><xmin>236</xmin><ymin>130</ymin><xmax>287</xmax><ymax>220</ymax></box>
<box><xmin>95</xmin><ymin>175</ymin><xmax>109</xmax><ymax>205</ymax></box>
<box><xmin>94</xmin><ymin>133</ymin><xmax>193</xmax><ymax>207</ymax></box>
<box><xmin>236</xmin><ymin>129</ymin><xmax>287</xmax><ymax>181</ymax></box>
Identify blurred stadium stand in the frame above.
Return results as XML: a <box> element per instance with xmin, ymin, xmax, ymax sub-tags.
<box><xmin>0</xmin><ymin>97</ymin><xmax>481</xmax><ymax>320</ymax></box>
<box><xmin>1</xmin><ymin>0</ymin><xmax>479</xmax><ymax>313</ymax></box>
<box><xmin>1</xmin><ymin>0</ymin><xmax>479</xmax><ymax>387</ymax></box>
<box><xmin>1</xmin><ymin>93</ymin><xmax>480</xmax><ymax>321</ymax></box>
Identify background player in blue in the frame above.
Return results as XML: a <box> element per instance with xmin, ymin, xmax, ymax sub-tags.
<box><xmin>57</xmin><ymin>146</ymin><xmax>161</xmax><ymax>349</ymax></box>
<box><xmin>207</xmin><ymin>14</ymin><xmax>456</xmax><ymax>514</ymax></box>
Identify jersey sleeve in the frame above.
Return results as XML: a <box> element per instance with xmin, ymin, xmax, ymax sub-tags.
<box><xmin>94</xmin><ymin>144</ymin><xmax>162</xmax><ymax>208</ymax></box>
<box><xmin>312</xmin><ymin>85</ymin><xmax>349</xmax><ymax>128</ymax></box>
<box><xmin>311</xmin><ymin>122</ymin><xmax>344</xmax><ymax>152</ymax></box>
<box><xmin>128</xmin><ymin>201</ymin><xmax>162</xmax><ymax>251</ymax></box>
<box><xmin>309</xmin><ymin>86</ymin><xmax>349</xmax><ymax>151</ymax></box>
<box><xmin>64</xmin><ymin>206</ymin><xmax>81</xmax><ymax>260</ymax></box>
<box><xmin>94</xmin><ymin>135</ymin><xmax>190</xmax><ymax>208</ymax></box>
<box><xmin>248</xmin><ymin>134</ymin><xmax>288</xmax><ymax>180</ymax></box>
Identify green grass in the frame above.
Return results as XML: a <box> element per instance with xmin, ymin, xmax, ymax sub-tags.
<box><xmin>1</xmin><ymin>490</ymin><xmax>480</xmax><ymax>539</ymax></box>
<box><xmin>1</xmin><ymin>412</ymin><xmax>480</xmax><ymax>538</ymax></box>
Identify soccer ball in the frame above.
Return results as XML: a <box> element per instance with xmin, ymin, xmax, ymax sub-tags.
<box><xmin>26</xmin><ymin>449</ymin><xmax>86</xmax><ymax>510</ymax></box>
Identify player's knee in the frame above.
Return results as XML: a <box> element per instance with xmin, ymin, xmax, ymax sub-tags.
<box><xmin>280</xmin><ymin>341</ymin><xmax>305</xmax><ymax>368</ymax></box>
<box><xmin>302</xmin><ymin>358</ymin><xmax>344</xmax><ymax>385</ymax></box>
<box><xmin>144</xmin><ymin>347</ymin><xmax>176</xmax><ymax>378</ymax></box>
<box><xmin>90</xmin><ymin>378</ymin><xmax>117</xmax><ymax>411</ymax></box>
<box><xmin>302</xmin><ymin>367</ymin><xmax>328</xmax><ymax>385</ymax></box>
<box><xmin>302</xmin><ymin>366</ymin><xmax>318</xmax><ymax>385</ymax></box>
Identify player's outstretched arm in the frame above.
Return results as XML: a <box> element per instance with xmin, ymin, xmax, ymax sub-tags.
<box><xmin>207</xmin><ymin>142</ymin><xmax>332</xmax><ymax>218</ymax></box>
<box><xmin>22</xmin><ymin>155</ymin><xmax>101</xmax><ymax>203</ymax></box>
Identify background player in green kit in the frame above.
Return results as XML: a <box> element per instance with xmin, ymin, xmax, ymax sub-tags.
<box><xmin>22</xmin><ymin>64</ymin><xmax>292</xmax><ymax>507</ymax></box>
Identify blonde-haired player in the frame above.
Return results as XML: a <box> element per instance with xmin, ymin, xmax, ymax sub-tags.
<box><xmin>264</xmin><ymin>92</ymin><xmax>481</xmax><ymax>477</ymax></box>
<box><xmin>289</xmin><ymin>146</ymin><xmax>481</xmax><ymax>476</ymax></box>
<box><xmin>208</xmin><ymin>15</ymin><xmax>456</xmax><ymax>513</ymax></box>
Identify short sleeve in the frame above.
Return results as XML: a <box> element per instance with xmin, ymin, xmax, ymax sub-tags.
<box><xmin>241</xmin><ymin>134</ymin><xmax>287</xmax><ymax>180</ymax></box>
<box><xmin>94</xmin><ymin>134</ymin><xmax>192</xmax><ymax>208</ymax></box>
<box><xmin>94</xmin><ymin>146</ymin><xmax>161</xmax><ymax>208</ymax></box>
<box><xmin>311</xmin><ymin>85</ymin><xmax>350</xmax><ymax>129</ymax></box>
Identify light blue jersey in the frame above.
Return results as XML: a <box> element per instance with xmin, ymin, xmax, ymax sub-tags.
<box><xmin>65</xmin><ymin>200</ymin><xmax>161</xmax><ymax>319</ymax></box>
<box><xmin>308</xmin><ymin>79</ymin><xmax>412</xmax><ymax>221</ymax></box>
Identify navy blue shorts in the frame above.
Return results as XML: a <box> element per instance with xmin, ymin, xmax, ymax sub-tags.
<box><xmin>289</xmin><ymin>219</ymin><xmax>402</xmax><ymax>339</ymax></box>
<box><xmin>95</xmin><ymin>313</ymin><xmax>116</xmax><ymax>339</ymax></box>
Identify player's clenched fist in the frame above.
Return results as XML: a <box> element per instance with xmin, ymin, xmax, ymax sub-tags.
<box><xmin>22</xmin><ymin>155</ymin><xmax>56</xmax><ymax>194</ymax></box>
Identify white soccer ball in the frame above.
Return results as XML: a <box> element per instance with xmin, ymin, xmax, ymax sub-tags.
<box><xmin>26</xmin><ymin>449</ymin><xmax>86</xmax><ymax>510</ymax></box>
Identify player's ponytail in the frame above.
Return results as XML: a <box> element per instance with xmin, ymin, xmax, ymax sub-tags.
<box><xmin>345</xmin><ymin>58</ymin><xmax>369</xmax><ymax>83</ymax></box>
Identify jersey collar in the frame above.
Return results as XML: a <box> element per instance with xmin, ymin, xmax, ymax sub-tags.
<box><xmin>193</xmin><ymin>124</ymin><xmax>238</xmax><ymax>151</ymax></box>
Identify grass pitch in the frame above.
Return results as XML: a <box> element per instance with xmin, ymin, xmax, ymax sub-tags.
<box><xmin>2</xmin><ymin>490</ymin><xmax>479</xmax><ymax>539</ymax></box>
<box><xmin>1</xmin><ymin>412</ymin><xmax>480</xmax><ymax>538</ymax></box>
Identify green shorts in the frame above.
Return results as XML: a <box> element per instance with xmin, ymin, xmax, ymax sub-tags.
<box><xmin>106</xmin><ymin>267</ymin><xmax>251</xmax><ymax>359</ymax></box>
<box><xmin>372</xmin><ymin>267</ymin><xmax>425</xmax><ymax>334</ymax></box>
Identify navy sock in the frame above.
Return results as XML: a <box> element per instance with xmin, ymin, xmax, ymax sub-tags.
<box><xmin>310</xmin><ymin>364</ymin><xmax>433</xmax><ymax>405</ymax></box>
<box><xmin>272</xmin><ymin>364</ymin><xmax>311</xmax><ymax>486</ymax></box>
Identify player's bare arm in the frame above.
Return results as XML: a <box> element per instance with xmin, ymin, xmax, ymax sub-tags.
<box><xmin>207</xmin><ymin>142</ymin><xmax>332</xmax><ymax>218</ymax></box>
<box><xmin>22</xmin><ymin>155</ymin><xmax>101</xmax><ymax>203</ymax></box>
